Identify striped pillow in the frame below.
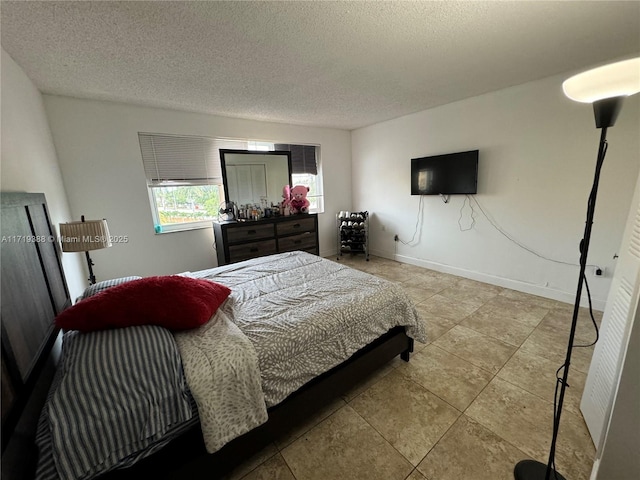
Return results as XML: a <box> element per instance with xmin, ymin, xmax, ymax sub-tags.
<box><xmin>48</xmin><ymin>326</ymin><xmax>193</xmax><ymax>480</ymax></box>
<box><xmin>78</xmin><ymin>276</ymin><xmax>142</xmax><ymax>301</ymax></box>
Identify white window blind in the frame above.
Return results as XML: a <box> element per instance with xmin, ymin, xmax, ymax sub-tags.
<box><xmin>139</xmin><ymin>133</ymin><xmax>247</xmax><ymax>186</ymax></box>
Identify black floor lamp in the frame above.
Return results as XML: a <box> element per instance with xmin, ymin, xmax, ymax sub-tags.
<box><xmin>514</xmin><ymin>57</ymin><xmax>640</xmax><ymax>480</ymax></box>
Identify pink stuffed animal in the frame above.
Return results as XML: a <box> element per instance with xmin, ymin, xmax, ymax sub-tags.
<box><xmin>289</xmin><ymin>185</ymin><xmax>310</xmax><ymax>214</ymax></box>
<box><xmin>281</xmin><ymin>185</ymin><xmax>292</xmax><ymax>215</ymax></box>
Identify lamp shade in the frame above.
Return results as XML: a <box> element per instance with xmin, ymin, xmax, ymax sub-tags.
<box><xmin>59</xmin><ymin>219</ymin><xmax>112</xmax><ymax>252</ymax></box>
<box><xmin>562</xmin><ymin>57</ymin><xmax>640</xmax><ymax>103</ymax></box>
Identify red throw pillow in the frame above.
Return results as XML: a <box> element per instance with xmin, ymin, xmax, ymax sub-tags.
<box><xmin>55</xmin><ymin>276</ymin><xmax>231</xmax><ymax>332</ymax></box>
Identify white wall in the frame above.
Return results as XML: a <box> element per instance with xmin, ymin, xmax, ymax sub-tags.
<box><xmin>42</xmin><ymin>96</ymin><xmax>352</xmax><ymax>281</ymax></box>
<box><xmin>351</xmin><ymin>71</ymin><xmax>640</xmax><ymax>309</ymax></box>
<box><xmin>1</xmin><ymin>49</ymin><xmax>86</xmax><ymax>300</ymax></box>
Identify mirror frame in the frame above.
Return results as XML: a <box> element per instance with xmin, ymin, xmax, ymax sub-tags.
<box><xmin>220</xmin><ymin>149</ymin><xmax>293</xmax><ymax>207</ymax></box>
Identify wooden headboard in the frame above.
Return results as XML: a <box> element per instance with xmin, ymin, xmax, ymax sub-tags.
<box><xmin>1</xmin><ymin>192</ymin><xmax>71</xmax><ymax>453</ymax></box>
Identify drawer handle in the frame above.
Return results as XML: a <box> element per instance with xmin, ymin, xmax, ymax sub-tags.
<box><xmin>250</xmin><ymin>247</ymin><xmax>259</xmax><ymax>252</ymax></box>
<box><xmin>293</xmin><ymin>224</ymin><xmax>301</xmax><ymax>228</ymax></box>
<box><xmin>294</xmin><ymin>240</ymin><xmax>302</xmax><ymax>245</ymax></box>
<box><xmin>247</xmin><ymin>230</ymin><xmax>257</xmax><ymax>235</ymax></box>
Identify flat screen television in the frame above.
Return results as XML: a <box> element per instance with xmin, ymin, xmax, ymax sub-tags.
<box><xmin>411</xmin><ymin>150</ymin><xmax>479</xmax><ymax>195</ymax></box>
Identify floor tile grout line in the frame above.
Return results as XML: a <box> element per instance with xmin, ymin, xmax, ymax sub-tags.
<box><xmin>274</xmin><ymin>400</ymin><xmax>348</xmax><ymax>453</ymax></box>
<box><xmin>378</xmin><ymin>366</ymin><xmax>467</xmax><ymax>470</ymax></box>
<box><xmin>494</xmin><ymin>358</ymin><xmax>592</xmax><ymax>420</ymax></box>
<box><xmin>404</xmin><ymin>343</ymin><xmax>496</xmax><ymax>389</ymax></box>
<box><xmin>348</xmin><ymin>399</ymin><xmax>435</xmax><ymax>473</ymax></box>
<box><xmin>281</xmin><ymin>451</ymin><xmax>299</xmax><ymax>480</ymax></box>
<box><xmin>274</xmin><ymin>405</ymin><xmax>352</xmax><ymax>480</ymax></box>
<box><xmin>427</xmin><ymin>330</ymin><xmax>512</xmax><ymax>376</ymax></box>
<box><xmin>234</xmin><ymin>449</ymin><xmax>280</xmax><ymax>480</ymax></box>
<box><xmin>456</xmin><ymin>304</ymin><xmax>551</xmax><ymax>347</ymax></box>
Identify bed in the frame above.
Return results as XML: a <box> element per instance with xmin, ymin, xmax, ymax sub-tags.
<box><xmin>1</xmin><ymin>194</ymin><xmax>425</xmax><ymax>480</ymax></box>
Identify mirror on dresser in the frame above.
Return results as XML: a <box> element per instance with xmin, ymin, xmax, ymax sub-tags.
<box><xmin>220</xmin><ymin>149</ymin><xmax>292</xmax><ymax>208</ymax></box>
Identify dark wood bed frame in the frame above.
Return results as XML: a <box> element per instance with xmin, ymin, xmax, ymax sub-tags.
<box><xmin>2</xmin><ymin>192</ymin><xmax>69</xmax><ymax>480</ymax></box>
<box><xmin>1</xmin><ymin>192</ymin><xmax>414</xmax><ymax>480</ymax></box>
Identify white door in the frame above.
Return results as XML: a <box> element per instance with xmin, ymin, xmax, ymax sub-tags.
<box><xmin>226</xmin><ymin>165</ymin><xmax>267</xmax><ymax>205</ymax></box>
<box><xmin>581</xmin><ymin>171</ymin><xmax>640</xmax><ymax>448</ymax></box>
<box><xmin>235</xmin><ymin>165</ymin><xmax>254</xmax><ymax>204</ymax></box>
<box><xmin>250</xmin><ymin>164</ymin><xmax>267</xmax><ymax>200</ymax></box>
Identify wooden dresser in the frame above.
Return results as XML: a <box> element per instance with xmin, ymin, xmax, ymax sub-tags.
<box><xmin>213</xmin><ymin>214</ymin><xmax>319</xmax><ymax>265</ymax></box>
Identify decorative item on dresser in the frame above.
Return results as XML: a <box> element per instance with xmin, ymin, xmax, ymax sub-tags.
<box><xmin>213</xmin><ymin>213</ymin><xmax>319</xmax><ymax>265</ymax></box>
<box><xmin>1</xmin><ymin>192</ymin><xmax>71</xmax><ymax>478</ymax></box>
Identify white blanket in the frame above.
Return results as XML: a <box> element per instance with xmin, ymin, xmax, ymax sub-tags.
<box><xmin>174</xmin><ymin>310</ymin><xmax>267</xmax><ymax>454</ymax></box>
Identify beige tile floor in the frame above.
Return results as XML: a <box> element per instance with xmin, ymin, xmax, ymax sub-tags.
<box><xmin>225</xmin><ymin>255</ymin><xmax>600</xmax><ymax>480</ymax></box>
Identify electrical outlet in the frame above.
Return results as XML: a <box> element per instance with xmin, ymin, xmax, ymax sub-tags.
<box><xmin>594</xmin><ymin>266</ymin><xmax>605</xmax><ymax>277</ymax></box>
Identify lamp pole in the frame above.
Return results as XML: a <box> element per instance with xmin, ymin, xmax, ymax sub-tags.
<box><xmin>79</xmin><ymin>215</ymin><xmax>97</xmax><ymax>285</ymax></box>
<box><xmin>514</xmin><ymin>125</ymin><xmax>610</xmax><ymax>480</ymax></box>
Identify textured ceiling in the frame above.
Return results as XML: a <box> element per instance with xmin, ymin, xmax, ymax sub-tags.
<box><xmin>2</xmin><ymin>1</ymin><xmax>639</xmax><ymax>130</ymax></box>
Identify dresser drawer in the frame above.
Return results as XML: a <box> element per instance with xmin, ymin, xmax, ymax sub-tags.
<box><xmin>228</xmin><ymin>239</ymin><xmax>277</xmax><ymax>263</ymax></box>
<box><xmin>276</xmin><ymin>217</ymin><xmax>316</xmax><ymax>236</ymax></box>
<box><xmin>226</xmin><ymin>223</ymin><xmax>275</xmax><ymax>244</ymax></box>
<box><xmin>278</xmin><ymin>232</ymin><xmax>317</xmax><ymax>253</ymax></box>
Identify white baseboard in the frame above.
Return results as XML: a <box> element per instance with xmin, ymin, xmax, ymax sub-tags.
<box><xmin>369</xmin><ymin>248</ymin><xmax>607</xmax><ymax>311</ymax></box>
<box><xmin>589</xmin><ymin>458</ymin><xmax>599</xmax><ymax>480</ymax></box>
<box><xmin>320</xmin><ymin>248</ymin><xmax>339</xmax><ymax>259</ymax></box>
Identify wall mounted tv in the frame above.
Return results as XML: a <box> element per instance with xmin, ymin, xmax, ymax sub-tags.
<box><xmin>411</xmin><ymin>150</ymin><xmax>479</xmax><ymax>195</ymax></box>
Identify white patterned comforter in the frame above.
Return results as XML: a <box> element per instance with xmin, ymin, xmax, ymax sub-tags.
<box><xmin>188</xmin><ymin>251</ymin><xmax>426</xmax><ymax>408</ymax></box>
<box><xmin>173</xmin><ymin>311</ymin><xmax>268</xmax><ymax>454</ymax></box>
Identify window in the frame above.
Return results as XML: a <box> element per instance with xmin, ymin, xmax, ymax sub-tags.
<box><xmin>139</xmin><ymin>133</ymin><xmax>247</xmax><ymax>232</ymax></box>
<box><xmin>139</xmin><ymin>134</ymin><xmax>324</xmax><ymax>233</ymax></box>
<box><xmin>150</xmin><ymin>185</ymin><xmax>222</xmax><ymax>228</ymax></box>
